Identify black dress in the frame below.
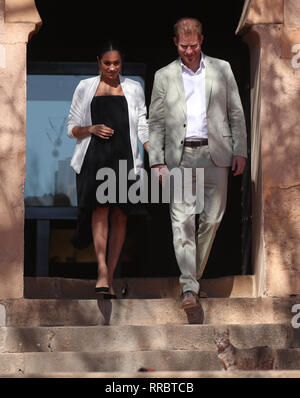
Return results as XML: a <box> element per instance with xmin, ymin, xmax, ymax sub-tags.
<box><xmin>71</xmin><ymin>95</ymin><xmax>137</xmax><ymax>249</ymax></box>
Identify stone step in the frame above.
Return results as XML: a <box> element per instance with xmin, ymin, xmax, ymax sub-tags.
<box><xmin>1</xmin><ymin>297</ymin><xmax>299</xmax><ymax>326</ymax></box>
<box><xmin>2</xmin><ymin>370</ymin><xmax>300</xmax><ymax>378</ymax></box>
<box><xmin>1</xmin><ymin>349</ymin><xmax>300</xmax><ymax>374</ymax></box>
<box><xmin>24</xmin><ymin>276</ymin><xmax>255</xmax><ymax>299</ymax></box>
<box><xmin>1</xmin><ymin>324</ymin><xmax>299</xmax><ymax>353</ymax></box>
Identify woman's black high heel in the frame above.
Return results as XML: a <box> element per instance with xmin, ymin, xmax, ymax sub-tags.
<box><xmin>95</xmin><ymin>286</ymin><xmax>109</xmax><ymax>294</ymax></box>
<box><xmin>103</xmin><ymin>292</ymin><xmax>117</xmax><ymax>299</ymax></box>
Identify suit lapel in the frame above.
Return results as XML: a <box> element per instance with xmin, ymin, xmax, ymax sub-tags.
<box><xmin>173</xmin><ymin>59</ymin><xmax>187</xmax><ymax>119</ymax></box>
<box><xmin>205</xmin><ymin>56</ymin><xmax>213</xmax><ymax>112</ymax></box>
<box><xmin>173</xmin><ymin>56</ymin><xmax>213</xmax><ymax>115</ymax></box>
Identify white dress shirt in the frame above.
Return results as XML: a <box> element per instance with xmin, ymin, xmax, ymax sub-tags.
<box><xmin>181</xmin><ymin>54</ymin><xmax>208</xmax><ymax>140</ymax></box>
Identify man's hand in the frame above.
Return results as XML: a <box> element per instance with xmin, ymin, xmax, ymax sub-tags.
<box><xmin>232</xmin><ymin>156</ymin><xmax>246</xmax><ymax>176</ymax></box>
<box><xmin>152</xmin><ymin>164</ymin><xmax>169</xmax><ymax>183</ymax></box>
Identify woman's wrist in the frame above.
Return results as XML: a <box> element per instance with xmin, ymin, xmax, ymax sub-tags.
<box><xmin>72</xmin><ymin>126</ymin><xmax>92</xmax><ymax>139</ymax></box>
<box><xmin>143</xmin><ymin>141</ymin><xmax>149</xmax><ymax>153</ymax></box>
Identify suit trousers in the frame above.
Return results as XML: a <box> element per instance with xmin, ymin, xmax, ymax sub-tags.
<box><xmin>169</xmin><ymin>145</ymin><xmax>229</xmax><ymax>294</ymax></box>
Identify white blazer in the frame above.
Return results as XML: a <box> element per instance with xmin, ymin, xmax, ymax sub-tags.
<box><xmin>67</xmin><ymin>75</ymin><xmax>149</xmax><ymax>174</ymax></box>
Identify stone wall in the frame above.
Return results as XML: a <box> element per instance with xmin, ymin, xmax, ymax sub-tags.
<box><xmin>238</xmin><ymin>0</ymin><xmax>300</xmax><ymax>296</ymax></box>
<box><xmin>0</xmin><ymin>0</ymin><xmax>40</xmax><ymax>298</ymax></box>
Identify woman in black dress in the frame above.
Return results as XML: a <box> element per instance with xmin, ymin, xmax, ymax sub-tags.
<box><xmin>67</xmin><ymin>41</ymin><xmax>149</xmax><ymax>298</ymax></box>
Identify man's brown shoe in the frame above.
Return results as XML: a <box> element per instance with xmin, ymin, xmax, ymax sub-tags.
<box><xmin>180</xmin><ymin>290</ymin><xmax>199</xmax><ymax>309</ymax></box>
<box><xmin>198</xmin><ymin>290</ymin><xmax>208</xmax><ymax>298</ymax></box>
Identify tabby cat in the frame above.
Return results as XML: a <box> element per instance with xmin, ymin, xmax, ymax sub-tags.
<box><xmin>213</xmin><ymin>328</ymin><xmax>277</xmax><ymax>371</ymax></box>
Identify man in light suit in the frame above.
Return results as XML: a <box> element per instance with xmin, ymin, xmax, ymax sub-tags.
<box><xmin>149</xmin><ymin>18</ymin><xmax>247</xmax><ymax>309</ymax></box>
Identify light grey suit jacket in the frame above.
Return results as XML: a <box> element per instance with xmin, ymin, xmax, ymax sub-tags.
<box><xmin>149</xmin><ymin>56</ymin><xmax>247</xmax><ymax>169</ymax></box>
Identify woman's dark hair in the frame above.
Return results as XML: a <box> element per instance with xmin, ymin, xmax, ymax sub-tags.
<box><xmin>96</xmin><ymin>40</ymin><xmax>125</xmax><ymax>61</ymax></box>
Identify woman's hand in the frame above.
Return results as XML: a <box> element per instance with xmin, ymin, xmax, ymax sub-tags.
<box><xmin>143</xmin><ymin>141</ymin><xmax>149</xmax><ymax>153</ymax></box>
<box><xmin>89</xmin><ymin>124</ymin><xmax>114</xmax><ymax>140</ymax></box>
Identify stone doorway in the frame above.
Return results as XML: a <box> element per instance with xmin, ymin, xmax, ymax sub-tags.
<box><xmin>24</xmin><ymin>0</ymin><xmax>251</xmax><ymax>282</ymax></box>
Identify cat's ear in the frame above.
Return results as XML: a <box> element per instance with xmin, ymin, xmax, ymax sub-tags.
<box><xmin>225</xmin><ymin>328</ymin><xmax>229</xmax><ymax>335</ymax></box>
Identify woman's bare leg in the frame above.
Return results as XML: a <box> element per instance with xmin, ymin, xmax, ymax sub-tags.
<box><xmin>92</xmin><ymin>207</ymin><xmax>109</xmax><ymax>288</ymax></box>
<box><xmin>107</xmin><ymin>207</ymin><xmax>128</xmax><ymax>294</ymax></box>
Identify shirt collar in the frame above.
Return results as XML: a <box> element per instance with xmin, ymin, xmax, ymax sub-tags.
<box><xmin>180</xmin><ymin>53</ymin><xmax>205</xmax><ymax>75</ymax></box>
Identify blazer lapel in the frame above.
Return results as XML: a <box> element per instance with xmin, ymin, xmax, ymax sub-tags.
<box><xmin>120</xmin><ymin>75</ymin><xmax>131</xmax><ymax>103</ymax></box>
<box><xmin>204</xmin><ymin>56</ymin><xmax>213</xmax><ymax>112</ymax></box>
<box><xmin>173</xmin><ymin>57</ymin><xmax>213</xmax><ymax>116</ymax></box>
<box><xmin>84</xmin><ymin>75</ymin><xmax>100</xmax><ymax>125</ymax></box>
<box><xmin>173</xmin><ymin>59</ymin><xmax>187</xmax><ymax>119</ymax></box>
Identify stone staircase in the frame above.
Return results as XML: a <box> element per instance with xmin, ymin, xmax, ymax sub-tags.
<box><xmin>0</xmin><ymin>276</ymin><xmax>300</xmax><ymax>377</ymax></box>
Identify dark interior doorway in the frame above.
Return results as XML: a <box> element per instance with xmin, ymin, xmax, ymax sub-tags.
<box><xmin>25</xmin><ymin>0</ymin><xmax>251</xmax><ymax>279</ymax></box>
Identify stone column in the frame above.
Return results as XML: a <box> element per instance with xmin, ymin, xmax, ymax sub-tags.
<box><xmin>0</xmin><ymin>0</ymin><xmax>41</xmax><ymax>298</ymax></box>
<box><xmin>237</xmin><ymin>0</ymin><xmax>300</xmax><ymax>297</ymax></box>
